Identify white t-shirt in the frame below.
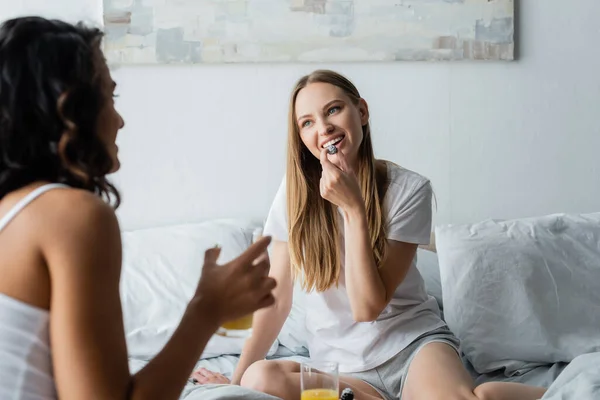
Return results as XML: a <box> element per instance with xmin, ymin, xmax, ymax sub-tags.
<box><xmin>263</xmin><ymin>162</ymin><xmax>445</xmax><ymax>373</ymax></box>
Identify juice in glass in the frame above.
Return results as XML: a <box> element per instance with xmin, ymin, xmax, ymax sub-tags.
<box><xmin>300</xmin><ymin>361</ymin><xmax>339</xmax><ymax>400</ymax></box>
<box><xmin>215</xmin><ymin>227</ymin><xmax>263</xmax><ymax>338</ymax></box>
<box><xmin>301</xmin><ymin>389</ymin><xmax>338</xmax><ymax>400</ymax></box>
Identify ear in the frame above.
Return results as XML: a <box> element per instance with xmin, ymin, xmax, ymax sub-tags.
<box><xmin>358</xmin><ymin>98</ymin><xmax>369</xmax><ymax>126</ymax></box>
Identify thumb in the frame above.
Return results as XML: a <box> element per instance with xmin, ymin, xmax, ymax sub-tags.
<box><xmin>204</xmin><ymin>245</ymin><xmax>222</xmax><ymax>266</ymax></box>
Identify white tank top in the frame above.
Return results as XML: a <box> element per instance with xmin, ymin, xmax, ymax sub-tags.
<box><xmin>0</xmin><ymin>183</ymin><xmax>68</xmax><ymax>400</ymax></box>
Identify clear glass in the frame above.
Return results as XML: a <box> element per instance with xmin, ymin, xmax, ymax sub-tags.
<box><xmin>301</xmin><ymin>361</ymin><xmax>339</xmax><ymax>400</ymax></box>
<box><xmin>216</xmin><ymin>227</ymin><xmax>263</xmax><ymax>338</ymax></box>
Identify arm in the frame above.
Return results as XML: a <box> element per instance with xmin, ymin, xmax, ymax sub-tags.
<box><xmin>231</xmin><ymin>240</ymin><xmax>293</xmax><ymax>385</ymax></box>
<box><xmin>45</xmin><ymin>191</ymin><xmax>274</xmax><ymax>400</ymax></box>
<box><xmin>319</xmin><ymin>150</ymin><xmax>430</xmax><ymax>323</ymax></box>
<box><xmin>129</xmin><ymin>301</ymin><xmax>219</xmax><ymax>400</ymax></box>
<box><xmin>342</xmin><ymin>205</ymin><xmax>418</xmax><ymax>322</ymax></box>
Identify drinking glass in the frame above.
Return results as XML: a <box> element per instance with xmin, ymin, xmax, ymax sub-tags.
<box><xmin>216</xmin><ymin>227</ymin><xmax>263</xmax><ymax>338</ymax></box>
<box><xmin>300</xmin><ymin>361</ymin><xmax>339</xmax><ymax>400</ymax></box>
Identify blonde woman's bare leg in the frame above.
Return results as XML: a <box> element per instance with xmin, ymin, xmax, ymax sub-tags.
<box><xmin>402</xmin><ymin>342</ymin><xmax>547</xmax><ymax>400</ymax></box>
<box><xmin>241</xmin><ymin>360</ymin><xmax>384</xmax><ymax>400</ymax></box>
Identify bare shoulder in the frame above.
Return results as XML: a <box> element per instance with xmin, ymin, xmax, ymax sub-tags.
<box><xmin>29</xmin><ymin>188</ymin><xmax>121</xmax><ymax>260</ymax></box>
<box><xmin>33</xmin><ymin>188</ymin><xmax>118</xmax><ymax>232</ymax></box>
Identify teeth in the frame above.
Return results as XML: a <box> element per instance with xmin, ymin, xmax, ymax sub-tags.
<box><xmin>322</xmin><ymin>136</ymin><xmax>343</xmax><ymax>148</ymax></box>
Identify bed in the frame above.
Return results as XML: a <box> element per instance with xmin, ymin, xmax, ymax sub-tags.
<box><xmin>120</xmin><ymin>214</ymin><xmax>600</xmax><ymax>400</ymax></box>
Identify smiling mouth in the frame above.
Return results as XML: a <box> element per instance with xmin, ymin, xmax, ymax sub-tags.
<box><xmin>322</xmin><ymin>135</ymin><xmax>345</xmax><ymax>149</ymax></box>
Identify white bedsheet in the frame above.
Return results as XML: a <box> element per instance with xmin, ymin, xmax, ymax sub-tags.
<box><xmin>541</xmin><ymin>352</ymin><xmax>600</xmax><ymax>400</ymax></box>
<box><xmin>129</xmin><ymin>347</ymin><xmax>570</xmax><ymax>400</ymax></box>
<box><xmin>128</xmin><ymin>347</ymin><xmax>310</xmax><ymax>400</ymax></box>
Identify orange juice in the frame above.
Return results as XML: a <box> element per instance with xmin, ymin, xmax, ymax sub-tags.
<box><xmin>301</xmin><ymin>389</ymin><xmax>338</xmax><ymax>400</ymax></box>
<box><xmin>216</xmin><ymin>227</ymin><xmax>263</xmax><ymax>338</ymax></box>
<box><xmin>219</xmin><ymin>314</ymin><xmax>253</xmax><ymax>331</ymax></box>
<box><xmin>216</xmin><ymin>313</ymin><xmax>253</xmax><ymax>337</ymax></box>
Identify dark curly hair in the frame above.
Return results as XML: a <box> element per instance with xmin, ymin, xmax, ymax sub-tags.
<box><xmin>0</xmin><ymin>16</ymin><xmax>120</xmax><ymax>206</ymax></box>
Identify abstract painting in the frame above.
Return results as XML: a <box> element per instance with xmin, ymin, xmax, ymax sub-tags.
<box><xmin>103</xmin><ymin>0</ymin><xmax>514</xmax><ymax>64</ymax></box>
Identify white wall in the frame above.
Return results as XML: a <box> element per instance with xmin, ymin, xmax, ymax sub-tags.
<box><xmin>2</xmin><ymin>1</ymin><xmax>599</xmax><ymax>231</ymax></box>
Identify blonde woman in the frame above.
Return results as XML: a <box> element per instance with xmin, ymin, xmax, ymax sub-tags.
<box><xmin>195</xmin><ymin>70</ymin><xmax>546</xmax><ymax>400</ymax></box>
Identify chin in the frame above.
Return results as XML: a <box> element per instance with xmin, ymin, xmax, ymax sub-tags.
<box><xmin>109</xmin><ymin>157</ymin><xmax>121</xmax><ymax>174</ymax></box>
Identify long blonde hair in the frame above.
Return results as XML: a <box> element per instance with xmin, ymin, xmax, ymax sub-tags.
<box><xmin>287</xmin><ymin>70</ymin><xmax>388</xmax><ymax>292</ymax></box>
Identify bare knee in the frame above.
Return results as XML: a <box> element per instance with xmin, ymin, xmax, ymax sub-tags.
<box><xmin>474</xmin><ymin>381</ymin><xmax>547</xmax><ymax>400</ymax></box>
<box><xmin>405</xmin><ymin>392</ymin><xmax>476</xmax><ymax>400</ymax></box>
<box><xmin>473</xmin><ymin>382</ymin><xmax>502</xmax><ymax>400</ymax></box>
<box><xmin>403</xmin><ymin>384</ymin><xmax>477</xmax><ymax>400</ymax></box>
<box><xmin>445</xmin><ymin>389</ymin><xmax>478</xmax><ymax>400</ymax></box>
<box><xmin>240</xmin><ymin>360</ymin><xmax>286</xmax><ymax>394</ymax></box>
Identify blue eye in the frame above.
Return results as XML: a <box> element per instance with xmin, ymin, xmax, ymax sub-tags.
<box><xmin>328</xmin><ymin>106</ymin><xmax>340</xmax><ymax>115</ymax></box>
<box><xmin>301</xmin><ymin>120</ymin><xmax>312</xmax><ymax>128</ymax></box>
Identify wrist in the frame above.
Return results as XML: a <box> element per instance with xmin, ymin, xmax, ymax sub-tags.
<box><xmin>231</xmin><ymin>360</ymin><xmax>248</xmax><ymax>385</ymax></box>
<box><xmin>231</xmin><ymin>374</ymin><xmax>242</xmax><ymax>386</ymax></box>
<box><xmin>187</xmin><ymin>296</ymin><xmax>221</xmax><ymax>331</ymax></box>
<box><xmin>342</xmin><ymin>202</ymin><xmax>366</xmax><ymax>222</ymax></box>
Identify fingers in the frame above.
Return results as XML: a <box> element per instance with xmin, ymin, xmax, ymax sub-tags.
<box><xmin>248</xmin><ymin>266</ymin><xmax>276</xmax><ymax>297</ymax></box>
<box><xmin>320</xmin><ymin>148</ymin><xmax>345</xmax><ymax>181</ymax></box>
<box><xmin>204</xmin><ymin>246</ymin><xmax>222</xmax><ymax>266</ymax></box>
<box><xmin>336</xmin><ymin>150</ymin><xmax>353</xmax><ymax>174</ymax></box>
<box><xmin>236</xmin><ymin>254</ymin><xmax>276</xmax><ymax>313</ymax></box>
<box><xmin>259</xmin><ymin>277</ymin><xmax>277</xmax><ymax>302</ymax></box>
<box><xmin>197</xmin><ymin>368</ymin><xmax>218</xmax><ymax>378</ymax></box>
<box><xmin>251</xmin><ymin>250</ymin><xmax>269</xmax><ymax>270</ymax></box>
<box><xmin>258</xmin><ymin>293</ymin><xmax>276</xmax><ymax>309</ymax></box>
<box><xmin>251</xmin><ymin>253</ymin><xmax>271</xmax><ymax>276</ymax></box>
<box><xmin>191</xmin><ymin>369</ymin><xmax>207</xmax><ymax>384</ymax></box>
<box><xmin>226</xmin><ymin>240</ymin><xmax>277</xmax><ymax>316</ymax></box>
<box><xmin>249</xmin><ymin>286</ymin><xmax>276</xmax><ymax>313</ymax></box>
<box><xmin>191</xmin><ymin>368</ymin><xmax>230</xmax><ymax>385</ymax></box>
<box><xmin>232</xmin><ymin>236</ymin><xmax>272</xmax><ymax>267</ymax></box>
<box><xmin>245</xmin><ymin>274</ymin><xmax>276</xmax><ymax>313</ymax></box>
<box><xmin>262</xmin><ymin>276</ymin><xmax>277</xmax><ymax>291</ymax></box>
<box><xmin>321</xmin><ymin>147</ymin><xmax>349</xmax><ymax>172</ymax></box>
<box><xmin>320</xmin><ymin>148</ymin><xmax>336</xmax><ymax>171</ymax></box>
<box><xmin>320</xmin><ymin>147</ymin><xmax>329</xmax><ymax>164</ymax></box>
<box><xmin>193</xmin><ymin>368</ymin><xmax>211</xmax><ymax>378</ymax></box>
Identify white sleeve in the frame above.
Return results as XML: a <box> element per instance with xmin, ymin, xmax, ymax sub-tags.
<box><xmin>386</xmin><ymin>179</ymin><xmax>432</xmax><ymax>245</ymax></box>
<box><xmin>263</xmin><ymin>178</ymin><xmax>288</xmax><ymax>242</ymax></box>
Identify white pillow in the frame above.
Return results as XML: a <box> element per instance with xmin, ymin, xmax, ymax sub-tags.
<box><xmin>415</xmin><ymin>249</ymin><xmax>443</xmax><ymax>312</ymax></box>
<box><xmin>277</xmin><ymin>281</ymin><xmax>309</xmax><ymax>355</ymax></box>
<box><xmin>436</xmin><ymin>212</ymin><xmax>600</xmax><ymax>375</ymax></box>
<box><xmin>120</xmin><ymin>219</ymin><xmax>278</xmax><ymax>360</ymax></box>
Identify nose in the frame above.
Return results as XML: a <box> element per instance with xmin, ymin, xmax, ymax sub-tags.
<box><xmin>316</xmin><ymin>119</ymin><xmax>334</xmax><ymax>136</ymax></box>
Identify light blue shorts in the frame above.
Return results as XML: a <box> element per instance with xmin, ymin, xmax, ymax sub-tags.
<box><xmin>347</xmin><ymin>326</ymin><xmax>460</xmax><ymax>400</ymax></box>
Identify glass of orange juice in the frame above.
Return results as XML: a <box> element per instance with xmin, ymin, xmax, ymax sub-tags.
<box><xmin>301</xmin><ymin>361</ymin><xmax>339</xmax><ymax>400</ymax></box>
<box><xmin>216</xmin><ymin>227</ymin><xmax>263</xmax><ymax>338</ymax></box>
<box><xmin>216</xmin><ymin>314</ymin><xmax>253</xmax><ymax>337</ymax></box>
